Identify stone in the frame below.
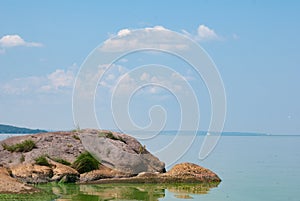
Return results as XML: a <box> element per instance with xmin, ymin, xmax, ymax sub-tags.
<box><xmin>0</xmin><ymin>167</ymin><xmax>39</xmax><ymax>193</ymax></box>
<box><xmin>10</xmin><ymin>163</ymin><xmax>53</xmax><ymax>184</ymax></box>
<box><xmin>165</xmin><ymin>162</ymin><xmax>221</xmax><ymax>182</ymax></box>
<box><xmin>80</xmin><ymin>164</ymin><xmax>130</xmax><ymax>182</ymax></box>
<box><xmin>79</xmin><ymin>130</ymin><xmax>165</xmax><ymax>175</ymax></box>
<box><xmin>49</xmin><ymin>160</ymin><xmax>79</xmax><ymax>182</ymax></box>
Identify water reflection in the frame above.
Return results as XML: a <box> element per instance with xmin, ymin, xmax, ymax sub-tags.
<box><xmin>41</xmin><ymin>182</ymin><xmax>219</xmax><ymax>201</ymax></box>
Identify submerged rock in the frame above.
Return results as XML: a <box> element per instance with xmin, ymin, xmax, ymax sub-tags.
<box><xmin>84</xmin><ymin>163</ymin><xmax>221</xmax><ymax>184</ymax></box>
<box><xmin>80</xmin><ymin>164</ymin><xmax>130</xmax><ymax>182</ymax></box>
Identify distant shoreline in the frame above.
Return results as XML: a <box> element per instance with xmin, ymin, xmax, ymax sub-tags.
<box><xmin>0</xmin><ymin>124</ymin><xmax>47</xmax><ymax>134</ymax></box>
<box><xmin>0</xmin><ymin>124</ymin><xmax>298</xmax><ymax>136</ymax></box>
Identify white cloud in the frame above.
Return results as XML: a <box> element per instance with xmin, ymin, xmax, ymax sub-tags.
<box><xmin>0</xmin><ymin>34</ymin><xmax>43</xmax><ymax>48</ymax></box>
<box><xmin>197</xmin><ymin>25</ymin><xmax>219</xmax><ymax>41</ymax></box>
<box><xmin>106</xmin><ymin>73</ymin><xmax>115</xmax><ymax>81</ymax></box>
<box><xmin>140</xmin><ymin>72</ymin><xmax>150</xmax><ymax>81</ymax></box>
<box><xmin>104</xmin><ymin>69</ymin><xmax>190</xmax><ymax>98</ymax></box>
<box><xmin>103</xmin><ymin>25</ymin><xmax>222</xmax><ymax>53</ymax></box>
<box><xmin>97</xmin><ymin>64</ymin><xmax>128</xmax><ymax>90</ymax></box>
<box><xmin>117</xmin><ymin>29</ymin><xmax>131</xmax><ymax>37</ymax></box>
<box><xmin>41</xmin><ymin>69</ymin><xmax>74</xmax><ymax>92</ymax></box>
<box><xmin>182</xmin><ymin>24</ymin><xmax>221</xmax><ymax>42</ymax></box>
<box><xmin>1</xmin><ymin>65</ymin><xmax>76</xmax><ymax>95</ymax></box>
<box><xmin>101</xmin><ymin>26</ymin><xmax>189</xmax><ymax>52</ymax></box>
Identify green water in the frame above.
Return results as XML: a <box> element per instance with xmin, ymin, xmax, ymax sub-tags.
<box><xmin>37</xmin><ymin>182</ymin><xmax>219</xmax><ymax>201</ymax></box>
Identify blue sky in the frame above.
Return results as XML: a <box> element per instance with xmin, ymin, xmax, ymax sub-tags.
<box><xmin>0</xmin><ymin>1</ymin><xmax>299</xmax><ymax>134</ymax></box>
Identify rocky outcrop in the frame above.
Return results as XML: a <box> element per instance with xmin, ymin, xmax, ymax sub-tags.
<box><xmin>0</xmin><ymin>129</ymin><xmax>164</xmax><ymax>175</ymax></box>
<box><xmin>79</xmin><ymin>130</ymin><xmax>165</xmax><ymax>175</ymax></box>
<box><xmin>0</xmin><ymin>129</ymin><xmax>221</xmax><ymax>194</ymax></box>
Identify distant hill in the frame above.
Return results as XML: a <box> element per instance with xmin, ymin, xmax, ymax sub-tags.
<box><xmin>0</xmin><ymin>124</ymin><xmax>47</xmax><ymax>134</ymax></box>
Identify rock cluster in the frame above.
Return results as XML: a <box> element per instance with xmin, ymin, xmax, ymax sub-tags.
<box><xmin>0</xmin><ymin>129</ymin><xmax>221</xmax><ymax>194</ymax></box>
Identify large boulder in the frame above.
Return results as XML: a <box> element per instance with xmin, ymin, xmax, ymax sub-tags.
<box><xmin>79</xmin><ymin>130</ymin><xmax>165</xmax><ymax>175</ymax></box>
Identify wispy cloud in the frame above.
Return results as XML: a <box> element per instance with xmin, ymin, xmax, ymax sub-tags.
<box><xmin>97</xmin><ymin>64</ymin><xmax>193</xmax><ymax>98</ymax></box>
<box><xmin>0</xmin><ymin>34</ymin><xmax>43</xmax><ymax>48</ymax></box>
<box><xmin>40</xmin><ymin>68</ymin><xmax>75</xmax><ymax>92</ymax></box>
<box><xmin>1</xmin><ymin>64</ymin><xmax>77</xmax><ymax>95</ymax></box>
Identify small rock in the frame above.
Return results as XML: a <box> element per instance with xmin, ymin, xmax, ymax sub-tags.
<box><xmin>49</xmin><ymin>160</ymin><xmax>79</xmax><ymax>182</ymax></box>
<box><xmin>166</xmin><ymin>162</ymin><xmax>221</xmax><ymax>182</ymax></box>
<box><xmin>80</xmin><ymin>164</ymin><xmax>130</xmax><ymax>182</ymax></box>
<box><xmin>137</xmin><ymin>172</ymin><xmax>160</xmax><ymax>177</ymax></box>
<box><xmin>10</xmin><ymin>163</ymin><xmax>53</xmax><ymax>184</ymax></box>
<box><xmin>0</xmin><ymin>167</ymin><xmax>39</xmax><ymax>193</ymax></box>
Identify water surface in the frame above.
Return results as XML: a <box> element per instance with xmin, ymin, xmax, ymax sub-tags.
<box><xmin>1</xmin><ymin>134</ymin><xmax>299</xmax><ymax>200</ymax></box>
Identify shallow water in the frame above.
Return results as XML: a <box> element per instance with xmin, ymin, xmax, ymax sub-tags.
<box><xmin>38</xmin><ymin>183</ymin><xmax>219</xmax><ymax>201</ymax></box>
<box><xmin>1</xmin><ymin>134</ymin><xmax>300</xmax><ymax>200</ymax></box>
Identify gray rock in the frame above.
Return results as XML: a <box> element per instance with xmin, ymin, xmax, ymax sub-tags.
<box><xmin>79</xmin><ymin>131</ymin><xmax>165</xmax><ymax>175</ymax></box>
<box><xmin>0</xmin><ymin>132</ymin><xmax>85</xmax><ymax>167</ymax></box>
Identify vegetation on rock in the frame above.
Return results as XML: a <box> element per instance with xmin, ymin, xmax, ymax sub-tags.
<box><xmin>2</xmin><ymin>139</ymin><xmax>36</xmax><ymax>152</ymax></box>
<box><xmin>51</xmin><ymin>157</ymin><xmax>71</xmax><ymax>166</ymax></box>
<box><xmin>98</xmin><ymin>131</ymin><xmax>126</xmax><ymax>143</ymax></box>
<box><xmin>72</xmin><ymin>152</ymin><xmax>100</xmax><ymax>174</ymax></box>
<box><xmin>35</xmin><ymin>155</ymin><xmax>51</xmax><ymax>167</ymax></box>
<box><xmin>72</xmin><ymin>134</ymin><xmax>80</xmax><ymax>141</ymax></box>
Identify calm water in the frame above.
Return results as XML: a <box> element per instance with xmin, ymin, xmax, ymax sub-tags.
<box><xmin>1</xmin><ymin>134</ymin><xmax>300</xmax><ymax>201</ymax></box>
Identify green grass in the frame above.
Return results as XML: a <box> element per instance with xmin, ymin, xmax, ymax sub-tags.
<box><xmin>72</xmin><ymin>135</ymin><xmax>80</xmax><ymax>140</ymax></box>
<box><xmin>72</xmin><ymin>152</ymin><xmax>100</xmax><ymax>174</ymax></box>
<box><xmin>2</xmin><ymin>139</ymin><xmax>36</xmax><ymax>152</ymax></box>
<box><xmin>35</xmin><ymin>155</ymin><xmax>51</xmax><ymax>167</ymax></box>
<box><xmin>51</xmin><ymin>157</ymin><xmax>71</xmax><ymax>166</ymax></box>
<box><xmin>98</xmin><ymin>131</ymin><xmax>126</xmax><ymax>143</ymax></box>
